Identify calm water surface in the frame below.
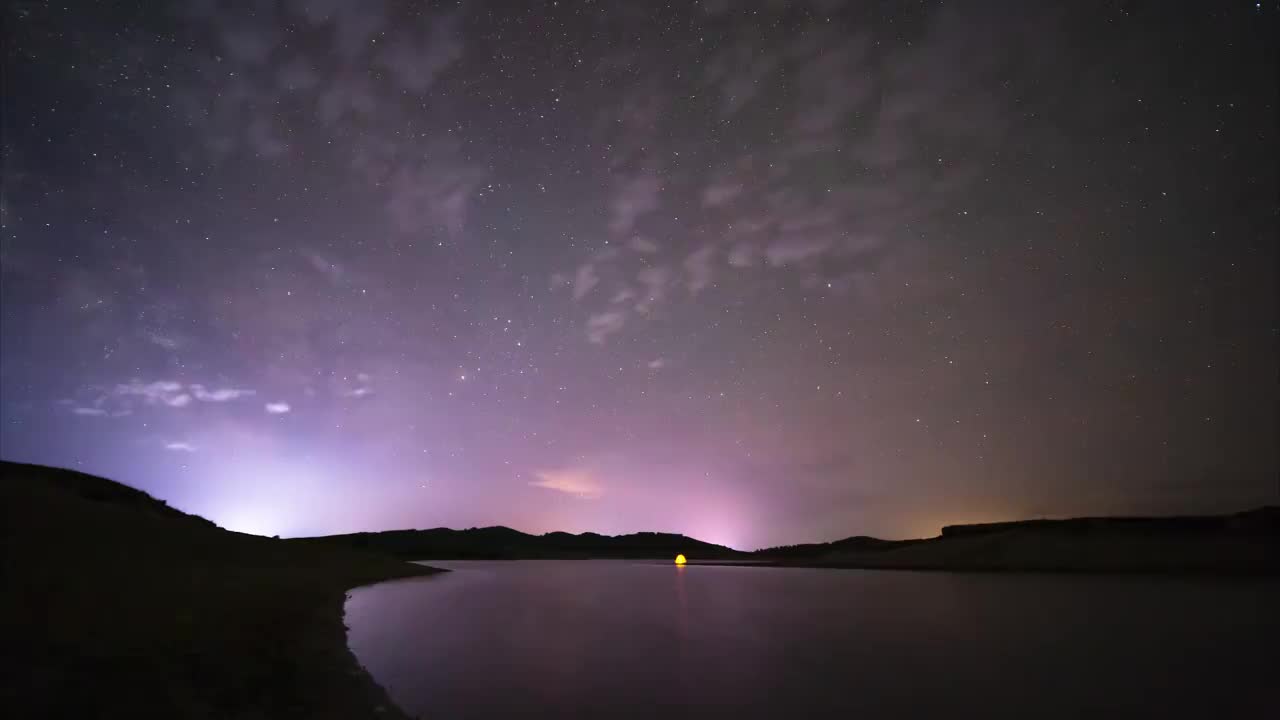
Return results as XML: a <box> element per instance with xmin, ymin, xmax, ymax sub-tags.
<box><xmin>346</xmin><ymin>561</ymin><xmax>1278</xmax><ymax>718</ymax></box>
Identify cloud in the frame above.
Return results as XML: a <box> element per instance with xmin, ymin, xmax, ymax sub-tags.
<box><xmin>530</xmin><ymin>468</ymin><xmax>603</xmax><ymax>499</ymax></box>
<box><xmin>683</xmin><ymin>245</ymin><xmax>716</xmax><ymax>294</ymax></box>
<box><xmin>114</xmin><ymin>380</ymin><xmax>191</xmax><ymax>407</ymax></box>
<box><xmin>72</xmin><ymin>407</ymin><xmax>107</xmax><ymax>416</ymax></box>
<box><xmin>382</xmin><ymin>158</ymin><xmax>485</xmax><ymax>238</ymax></box>
<box><xmin>174</xmin><ymin>2</ymin><xmax>479</xmax><ymax>239</ymax></box>
<box><xmin>635</xmin><ymin>266</ymin><xmax>670</xmax><ymax>314</ymax></box>
<box><xmin>373</xmin><ymin>13</ymin><xmax>464</xmax><ymax>92</ymax></box>
<box><xmin>190</xmin><ymin>385</ymin><xmax>256</xmax><ymax>402</ymax></box>
<box><xmin>703</xmin><ymin>43</ymin><xmax>779</xmax><ymax>119</ymax></box>
<box><xmin>338</xmin><ymin>373</ymin><xmax>374</xmax><ymax>398</ymax></box>
<box><xmin>586</xmin><ymin>311</ymin><xmax>626</xmax><ymax>345</ymax></box>
<box><xmin>727</xmin><ymin>242</ymin><xmax>757</xmax><ymax>268</ymax></box>
<box><xmin>572</xmin><ymin>263</ymin><xmax>600</xmax><ymax>301</ymax></box>
<box><xmin>548</xmin><ymin>6</ymin><xmax>1016</xmax><ymax>344</ymax></box>
<box><xmin>265</xmin><ymin>402</ymin><xmax>291</xmax><ymax>414</ymax></box>
<box><xmin>304</xmin><ymin>251</ymin><xmax>347</xmax><ymax>284</ymax></box>
<box><xmin>765</xmin><ymin>237</ymin><xmax>833</xmax><ymax>267</ymax></box>
<box><xmin>647</xmin><ymin>358</ymin><xmax>666</xmax><ymax>370</ymax></box>
<box><xmin>165</xmin><ymin>441</ymin><xmax>197</xmax><ymax>452</ymax></box>
<box><xmin>702</xmin><ymin>180</ymin><xmax>743</xmax><ymax>208</ymax></box>
<box><xmin>107</xmin><ymin>379</ymin><xmax>255</xmax><ymax>410</ymax></box>
<box><xmin>628</xmin><ymin>236</ymin><xmax>659</xmax><ymax>254</ymax></box>
<box><xmin>145</xmin><ymin>332</ymin><xmax>180</xmax><ymax>350</ymax></box>
<box><xmin>608</xmin><ymin>173</ymin><xmax>661</xmax><ymax>235</ymax></box>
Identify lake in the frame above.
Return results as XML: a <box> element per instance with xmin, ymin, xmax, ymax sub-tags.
<box><xmin>346</xmin><ymin>560</ymin><xmax>1279</xmax><ymax>718</ymax></box>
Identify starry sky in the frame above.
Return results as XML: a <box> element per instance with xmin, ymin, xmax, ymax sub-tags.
<box><xmin>2</xmin><ymin>1</ymin><xmax>1276</xmax><ymax>548</ymax></box>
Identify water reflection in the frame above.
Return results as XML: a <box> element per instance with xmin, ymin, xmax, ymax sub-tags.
<box><xmin>346</xmin><ymin>561</ymin><xmax>1279</xmax><ymax>719</ymax></box>
<box><xmin>674</xmin><ymin>563</ymin><xmax>687</xmax><ymax>642</ymax></box>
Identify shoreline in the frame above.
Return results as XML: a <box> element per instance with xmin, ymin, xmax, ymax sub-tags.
<box><xmin>319</xmin><ymin>573</ymin><xmax>447</xmax><ymax>720</ymax></box>
<box><xmin>681</xmin><ymin>559</ymin><xmax>1280</xmax><ymax>577</ymax></box>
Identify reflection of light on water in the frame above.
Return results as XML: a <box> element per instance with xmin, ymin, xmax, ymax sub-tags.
<box><xmin>674</xmin><ymin>558</ymin><xmax>688</xmax><ymax>642</ymax></box>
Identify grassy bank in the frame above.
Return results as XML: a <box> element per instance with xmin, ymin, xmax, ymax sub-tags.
<box><xmin>1</xmin><ymin>461</ymin><xmax>442</xmax><ymax>718</ymax></box>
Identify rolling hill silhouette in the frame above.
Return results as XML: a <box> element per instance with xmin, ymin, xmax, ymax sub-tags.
<box><xmin>292</xmin><ymin>526</ymin><xmax>747</xmax><ymax>560</ymax></box>
<box><xmin>2</xmin><ymin>460</ymin><xmax>437</xmax><ymax>718</ymax></box>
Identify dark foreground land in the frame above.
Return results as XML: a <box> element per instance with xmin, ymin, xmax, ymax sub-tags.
<box><xmin>1</xmin><ymin>461</ymin><xmax>440</xmax><ymax>719</ymax></box>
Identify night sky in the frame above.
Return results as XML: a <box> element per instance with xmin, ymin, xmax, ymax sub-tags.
<box><xmin>2</xmin><ymin>1</ymin><xmax>1276</xmax><ymax>548</ymax></box>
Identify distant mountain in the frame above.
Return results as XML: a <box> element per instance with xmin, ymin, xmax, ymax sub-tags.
<box><xmin>292</xmin><ymin>526</ymin><xmax>748</xmax><ymax>560</ymax></box>
<box><xmin>750</xmin><ymin>508</ymin><xmax>1280</xmax><ymax>574</ymax></box>
<box><xmin>295</xmin><ymin>508</ymin><xmax>1280</xmax><ymax>572</ymax></box>
<box><xmin>938</xmin><ymin>508</ymin><xmax>1280</xmax><ymax>538</ymax></box>
<box><xmin>752</xmin><ymin>535</ymin><xmax>913</xmax><ymax>559</ymax></box>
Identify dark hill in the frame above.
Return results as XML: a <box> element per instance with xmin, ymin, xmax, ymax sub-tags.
<box><xmin>751</xmin><ymin>508</ymin><xmax>1280</xmax><ymax>574</ymax></box>
<box><xmin>294</xmin><ymin>509</ymin><xmax>1279</xmax><ymax>572</ymax></box>
<box><xmin>1</xmin><ymin>460</ymin><xmax>439</xmax><ymax>719</ymax></box>
<box><xmin>752</xmin><ymin>535</ymin><xmax>913</xmax><ymax>560</ymax></box>
<box><xmin>292</xmin><ymin>525</ymin><xmax>746</xmax><ymax>560</ymax></box>
<box><xmin>939</xmin><ymin>507</ymin><xmax>1280</xmax><ymax>538</ymax></box>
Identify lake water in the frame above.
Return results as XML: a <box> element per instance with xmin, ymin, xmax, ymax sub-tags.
<box><xmin>346</xmin><ymin>561</ymin><xmax>1279</xmax><ymax>718</ymax></box>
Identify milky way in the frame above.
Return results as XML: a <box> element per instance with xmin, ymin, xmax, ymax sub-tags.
<box><xmin>2</xmin><ymin>1</ymin><xmax>1276</xmax><ymax>547</ymax></box>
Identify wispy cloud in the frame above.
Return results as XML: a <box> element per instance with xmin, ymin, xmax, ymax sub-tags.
<box><xmin>683</xmin><ymin>245</ymin><xmax>715</xmax><ymax>294</ymax></box>
<box><xmin>264</xmin><ymin>402</ymin><xmax>291</xmax><ymax>414</ymax></box>
<box><xmin>628</xmin><ymin>236</ymin><xmax>659</xmax><ymax>254</ymax></box>
<box><xmin>175</xmin><ymin>2</ymin><xmax>480</xmax><ymax>240</ymax></box>
<box><xmin>115</xmin><ymin>380</ymin><xmax>187</xmax><ymax>406</ymax></box>
<box><xmin>190</xmin><ymin>385</ymin><xmax>256</xmax><ymax>402</ymax></box>
<box><xmin>549</xmin><ymin>7</ymin><xmax>1013</xmax><ymax>345</ymax></box>
<box><xmin>634</xmin><ymin>266</ymin><xmax>670</xmax><ymax>315</ymax></box>
<box><xmin>108</xmin><ymin>380</ymin><xmax>255</xmax><ymax>409</ymax></box>
<box><xmin>572</xmin><ymin>263</ymin><xmax>600</xmax><ymax>301</ymax></box>
<box><xmin>339</xmin><ymin>373</ymin><xmax>374</xmax><ymax>398</ymax></box>
<box><xmin>304</xmin><ymin>251</ymin><xmax>347</xmax><ymax>284</ymax></box>
<box><xmin>165</xmin><ymin>441</ymin><xmax>197</xmax><ymax>452</ymax></box>
<box><xmin>586</xmin><ymin>311</ymin><xmax>626</xmax><ymax>344</ymax></box>
<box><xmin>727</xmin><ymin>242</ymin><xmax>757</xmax><ymax>268</ymax></box>
<box><xmin>702</xmin><ymin>179</ymin><xmax>743</xmax><ymax>207</ymax></box>
<box><xmin>72</xmin><ymin>407</ymin><xmax>107</xmax><ymax>416</ymax></box>
<box><xmin>145</xmin><ymin>332</ymin><xmax>180</xmax><ymax>350</ymax></box>
<box><xmin>608</xmin><ymin>173</ymin><xmax>661</xmax><ymax>236</ymax></box>
<box><xmin>530</xmin><ymin>468</ymin><xmax>603</xmax><ymax>500</ymax></box>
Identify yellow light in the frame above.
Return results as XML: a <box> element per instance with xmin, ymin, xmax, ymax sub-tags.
<box><xmin>674</xmin><ymin>554</ymin><xmax>687</xmax><ymax>565</ymax></box>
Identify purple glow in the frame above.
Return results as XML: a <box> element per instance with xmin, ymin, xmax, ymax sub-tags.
<box><xmin>1</xmin><ymin>2</ymin><xmax>1275</xmax><ymax>549</ymax></box>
